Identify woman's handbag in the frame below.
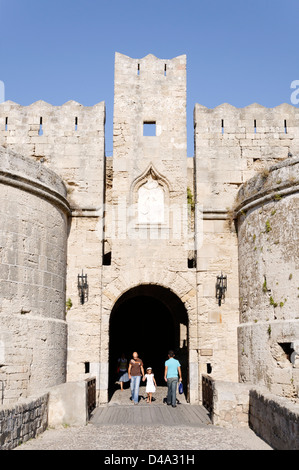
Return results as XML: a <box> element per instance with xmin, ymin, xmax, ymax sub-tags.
<box><xmin>178</xmin><ymin>382</ymin><xmax>183</xmax><ymax>394</ymax></box>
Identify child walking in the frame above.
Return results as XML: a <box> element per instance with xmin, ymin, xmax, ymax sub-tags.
<box><xmin>143</xmin><ymin>367</ymin><xmax>157</xmax><ymax>403</ymax></box>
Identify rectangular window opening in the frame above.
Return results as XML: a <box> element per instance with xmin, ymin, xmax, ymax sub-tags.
<box><xmin>284</xmin><ymin>119</ymin><xmax>287</xmax><ymax>134</ymax></box>
<box><xmin>143</xmin><ymin>121</ymin><xmax>156</xmax><ymax>136</ymax></box>
<box><xmin>75</xmin><ymin>116</ymin><xmax>78</xmax><ymax>131</ymax></box>
<box><xmin>164</xmin><ymin>64</ymin><xmax>167</xmax><ymax>76</ymax></box>
<box><xmin>103</xmin><ymin>251</ymin><xmax>111</xmax><ymax>266</ymax></box>
<box><xmin>137</xmin><ymin>63</ymin><xmax>140</xmax><ymax>76</ymax></box>
<box><xmin>5</xmin><ymin>117</ymin><xmax>8</xmax><ymax>131</ymax></box>
<box><xmin>84</xmin><ymin>362</ymin><xmax>90</xmax><ymax>374</ymax></box>
<box><xmin>278</xmin><ymin>342</ymin><xmax>294</xmax><ymax>363</ymax></box>
<box><xmin>254</xmin><ymin>119</ymin><xmax>257</xmax><ymax>134</ymax></box>
<box><xmin>39</xmin><ymin>117</ymin><xmax>43</xmax><ymax>136</ymax></box>
<box><xmin>221</xmin><ymin>119</ymin><xmax>224</xmax><ymax>135</ymax></box>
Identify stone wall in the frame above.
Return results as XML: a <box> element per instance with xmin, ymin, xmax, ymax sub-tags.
<box><xmin>0</xmin><ymin>394</ymin><xmax>48</xmax><ymax>450</ymax></box>
<box><xmin>249</xmin><ymin>388</ymin><xmax>299</xmax><ymax>450</ymax></box>
<box><xmin>202</xmin><ymin>375</ymin><xmax>251</xmax><ymax>428</ymax></box>
<box><xmin>0</xmin><ymin>148</ymin><xmax>70</xmax><ymax>404</ymax></box>
<box><xmin>47</xmin><ymin>380</ymin><xmax>91</xmax><ymax>427</ymax></box>
<box><xmin>236</xmin><ymin>157</ymin><xmax>299</xmax><ymax>397</ymax></box>
<box><xmin>202</xmin><ymin>376</ymin><xmax>299</xmax><ymax>449</ymax></box>
<box><xmin>212</xmin><ymin>381</ymin><xmax>252</xmax><ymax>428</ymax></box>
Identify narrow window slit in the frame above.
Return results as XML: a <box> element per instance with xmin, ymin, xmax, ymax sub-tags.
<box><xmin>103</xmin><ymin>251</ymin><xmax>111</xmax><ymax>266</ymax></box>
<box><xmin>284</xmin><ymin>119</ymin><xmax>287</xmax><ymax>134</ymax></box>
<box><xmin>254</xmin><ymin>119</ymin><xmax>257</xmax><ymax>134</ymax></box>
<box><xmin>39</xmin><ymin>117</ymin><xmax>43</xmax><ymax>136</ymax></box>
<box><xmin>221</xmin><ymin>119</ymin><xmax>224</xmax><ymax>134</ymax></box>
<box><xmin>164</xmin><ymin>64</ymin><xmax>167</xmax><ymax>76</ymax></box>
<box><xmin>5</xmin><ymin>117</ymin><xmax>8</xmax><ymax>131</ymax></box>
<box><xmin>137</xmin><ymin>63</ymin><xmax>140</xmax><ymax>76</ymax></box>
<box><xmin>75</xmin><ymin>117</ymin><xmax>78</xmax><ymax>131</ymax></box>
<box><xmin>188</xmin><ymin>257</ymin><xmax>196</xmax><ymax>269</ymax></box>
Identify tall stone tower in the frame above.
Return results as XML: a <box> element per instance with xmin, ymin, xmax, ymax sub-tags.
<box><xmin>100</xmin><ymin>53</ymin><xmax>200</xmax><ymax>403</ymax></box>
<box><xmin>110</xmin><ymin>52</ymin><xmax>189</xmax><ymax>261</ymax></box>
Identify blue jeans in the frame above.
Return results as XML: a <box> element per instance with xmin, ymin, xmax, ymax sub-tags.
<box><xmin>130</xmin><ymin>375</ymin><xmax>141</xmax><ymax>403</ymax></box>
<box><xmin>167</xmin><ymin>377</ymin><xmax>178</xmax><ymax>406</ymax></box>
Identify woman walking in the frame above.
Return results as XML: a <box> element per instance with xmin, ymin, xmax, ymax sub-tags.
<box><xmin>117</xmin><ymin>353</ymin><xmax>129</xmax><ymax>391</ymax></box>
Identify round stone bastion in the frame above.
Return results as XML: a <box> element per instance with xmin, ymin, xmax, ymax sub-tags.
<box><xmin>235</xmin><ymin>156</ymin><xmax>299</xmax><ymax>399</ymax></box>
<box><xmin>0</xmin><ymin>147</ymin><xmax>70</xmax><ymax>404</ymax></box>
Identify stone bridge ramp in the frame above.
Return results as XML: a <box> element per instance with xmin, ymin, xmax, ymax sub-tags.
<box><xmin>90</xmin><ymin>387</ymin><xmax>211</xmax><ymax>427</ymax></box>
<box><xmin>91</xmin><ymin>403</ymin><xmax>211</xmax><ymax>427</ymax></box>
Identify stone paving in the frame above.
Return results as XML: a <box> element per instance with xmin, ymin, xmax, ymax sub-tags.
<box><xmin>16</xmin><ymin>386</ymin><xmax>272</xmax><ymax>451</ymax></box>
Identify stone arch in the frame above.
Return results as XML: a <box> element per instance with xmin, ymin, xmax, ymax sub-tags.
<box><xmin>131</xmin><ymin>164</ymin><xmax>171</xmax><ymax>198</ymax></box>
<box><xmin>99</xmin><ymin>274</ymin><xmax>199</xmax><ymax>403</ymax></box>
<box><xmin>99</xmin><ymin>272</ymin><xmax>199</xmax><ymax>404</ymax></box>
<box><xmin>102</xmin><ymin>274</ymin><xmax>197</xmax><ymax>318</ymax></box>
<box><xmin>108</xmin><ymin>284</ymin><xmax>189</xmax><ymax>398</ymax></box>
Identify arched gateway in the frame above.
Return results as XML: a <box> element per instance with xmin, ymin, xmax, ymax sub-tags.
<box><xmin>109</xmin><ymin>284</ymin><xmax>189</xmax><ymax>399</ymax></box>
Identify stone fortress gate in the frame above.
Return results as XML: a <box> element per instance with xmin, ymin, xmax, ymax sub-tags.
<box><xmin>0</xmin><ymin>53</ymin><xmax>298</xmax><ymax>407</ymax></box>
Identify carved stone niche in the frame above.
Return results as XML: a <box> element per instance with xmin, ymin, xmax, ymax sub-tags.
<box><xmin>131</xmin><ymin>165</ymin><xmax>170</xmax><ymax>226</ymax></box>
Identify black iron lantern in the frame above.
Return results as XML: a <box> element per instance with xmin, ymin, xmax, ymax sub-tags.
<box><xmin>216</xmin><ymin>273</ymin><xmax>227</xmax><ymax>306</ymax></box>
<box><xmin>78</xmin><ymin>270</ymin><xmax>88</xmax><ymax>305</ymax></box>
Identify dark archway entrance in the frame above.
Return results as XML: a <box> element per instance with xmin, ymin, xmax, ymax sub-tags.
<box><xmin>109</xmin><ymin>285</ymin><xmax>189</xmax><ymax>399</ymax></box>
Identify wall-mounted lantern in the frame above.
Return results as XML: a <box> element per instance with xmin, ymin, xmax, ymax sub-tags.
<box><xmin>216</xmin><ymin>273</ymin><xmax>227</xmax><ymax>306</ymax></box>
<box><xmin>78</xmin><ymin>270</ymin><xmax>88</xmax><ymax>305</ymax></box>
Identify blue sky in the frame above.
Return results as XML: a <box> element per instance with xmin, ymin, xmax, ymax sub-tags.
<box><xmin>0</xmin><ymin>0</ymin><xmax>298</xmax><ymax>156</ymax></box>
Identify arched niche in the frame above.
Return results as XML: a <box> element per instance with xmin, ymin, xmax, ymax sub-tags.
<box><xmin>130</xmin><ymin>165</ymin><xmax>170</xmax><ymax>226</ymax></box>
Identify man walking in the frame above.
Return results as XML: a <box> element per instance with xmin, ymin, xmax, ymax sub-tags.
<box><xmin>164</xmin><ymin>350</ymin><xmax>182</xmax><ymax>407</ymax></box>
<box><xmin>128</xmin><ymin>351</ymin><xmax>144</xmax><ymax>404</ymax></box>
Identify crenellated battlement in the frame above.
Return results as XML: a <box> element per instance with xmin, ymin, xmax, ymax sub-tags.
<box><xmin>194</xmin><ymin>102</ymin><xmax>299</xmax><ymax>136</ymax></box>
<box><xmin>0</xmin><ymin>99</ymin><xmax>105</xmax><ymax>140</ymax></box>
<box><xmin>194</xmin><ymin>101</ymin><xmax>299</xmax><ymax>211</ymax></box>
<box><xmin>0</xmin><ymin>99</ymin><xmax>106</xmax><ymax>209</ymax></box>
<box><xmin>114</xmin><ymin>52</ymin><xmax>186</xmax><ymax>80</ymax></box>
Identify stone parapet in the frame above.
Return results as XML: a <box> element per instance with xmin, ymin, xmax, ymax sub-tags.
<box><xmin>0</xmin><ymin>394</ymin><xmax>48</xmax><ymax>450</ymax></box>
<box><xmin>249</xmin><ymin>388</ymin><xmax>299</xmax><ymax>450</ymax></box>
<box><xmin>202</xmin><ymin>375</ymin><xmax>251</xmax><ymax>428</ymax></box>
